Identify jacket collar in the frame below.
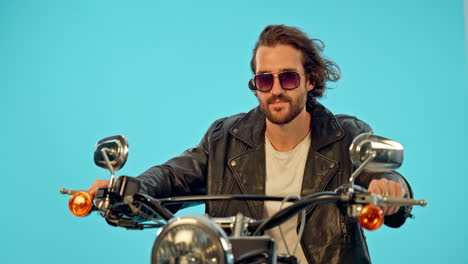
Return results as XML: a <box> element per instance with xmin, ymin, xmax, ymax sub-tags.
<box><xmin>230</xmin><ymin>98</ymin><xmax>344</xmax><ymax>151</ymax></box>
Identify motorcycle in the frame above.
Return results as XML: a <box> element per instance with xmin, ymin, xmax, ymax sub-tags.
<box><xmin>60</xmin><ymin>133</ymin><xmax>427</xmax><ymax>264</ymax></box>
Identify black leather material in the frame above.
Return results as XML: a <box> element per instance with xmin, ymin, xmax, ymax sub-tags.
<box><xmin>137</xmin><ymin>98</ymin><xmax>412</xmax><ymax>264</ymax></box>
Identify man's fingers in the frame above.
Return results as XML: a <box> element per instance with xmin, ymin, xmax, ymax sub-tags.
<box><xmin>87</xmin><ymin>179</ymin><xmax>110</xmax><ymax>198</ymax></box>
<box><xmin>368</xmin><ymin>179</ymin><xmax>405</xmax><ymax>216</ymax></box>
<box><xmin>368</xmin><ymin>179</ymin><xmax>385</xmax><ymax>194</ymax></box>
<box><xmin>394</xmin><ymin>182</ymin><xmax>405</xmax><ymax>197</ymax></box>
<box><xmin>381</xmin><ymin>205</ymin><xmax>398</xmax><ymax>215</ymax></box>
<box><xmin>387</xmin><ymin>206</ymin><xmax>398</xmax><ymax>215</ymax></box>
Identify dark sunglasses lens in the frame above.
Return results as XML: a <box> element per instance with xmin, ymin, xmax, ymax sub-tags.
<box><xmin>279</xmin><ymin>72</ymin><xmax>300</xmax><ymax>89</ymax></box>
<box><xmin>254</xmin><ymin>74</ymin><xmax>274</xmax><ymax>91</ymax></box>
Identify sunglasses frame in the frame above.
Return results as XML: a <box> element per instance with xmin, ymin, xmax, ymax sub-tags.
<box><xmin>251</xmin><ymin>71</ymin><xmax>306</xmax><ymax>92</ymax></box>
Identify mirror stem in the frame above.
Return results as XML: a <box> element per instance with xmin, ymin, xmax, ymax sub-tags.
<box><xmin>101</xmin><ymin>147</ymin><xmax>116</xmax><ymax>186</ymax></box>
<box><xmin>348</xmin><ymin>151</ymin><xmax>376</xmax><ymax>192</ymax></box>
<box><xmin>100</xmin><ymin>147</ymin><xmax>116</xmax><ymax>211</ymax></box>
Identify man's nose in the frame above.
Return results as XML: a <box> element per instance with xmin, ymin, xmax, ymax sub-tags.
<box><xmin>270</xmin><ymin>76</ymin><xmax>284</xmax><ymax>95</ymax></box>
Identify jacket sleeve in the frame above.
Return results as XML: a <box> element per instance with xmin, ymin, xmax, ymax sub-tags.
<box><xmin>136</xmin><ymin>120</ymin><xmax>221</xmax><ymax>200</ymax></box>
<box><xmin>349</xmin><ymin>118</ymin><xmax>414</xmax><ymax>228</ymax></box>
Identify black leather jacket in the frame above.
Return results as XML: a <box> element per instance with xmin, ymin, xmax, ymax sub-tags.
<box><xmin>137</xmin><ymin>98</ymin><xmax>413</xmax><ymax>264</ymax></box>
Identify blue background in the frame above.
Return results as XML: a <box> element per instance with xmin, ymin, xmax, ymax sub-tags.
<box><xmin>1</xmin><ymin>0</ymin><xmax>467</xmax><ymax>263</ymax></box>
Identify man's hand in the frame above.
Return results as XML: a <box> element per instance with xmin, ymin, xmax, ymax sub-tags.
<box><xmin>87</xmin><ymin>179</ymin><xmax>110</xmax><ymax>199</ymax></box>
<box><xmin>368</xmin><ymin>178</ymin><xmax>405</xmax><ymax>216</ymax></box>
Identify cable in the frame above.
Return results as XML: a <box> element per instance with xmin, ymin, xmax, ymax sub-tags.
<box><xmin>278</xmin><ymin>195</ymin><xmax>306</xmax><ymax>257</ymax></box>
<box><xmin>129</xmin><ymin>201</ymin><xmax>166</xmax><ymax>226</ymax></box>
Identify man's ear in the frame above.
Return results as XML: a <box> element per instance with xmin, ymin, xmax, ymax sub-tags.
<box><xmin>306</xmin><ymin>76</ymin><xmax>315</xmax><ymax>92</ymax></box>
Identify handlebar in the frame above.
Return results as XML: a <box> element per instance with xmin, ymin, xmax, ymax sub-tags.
<box><xmin>61</xmin><ymin>178</ymin><xmax>427</xmax><ymax>232</ymax></box>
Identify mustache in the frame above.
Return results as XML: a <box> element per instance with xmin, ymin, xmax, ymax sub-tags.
<box><xmin>267</xmin><ymin>94</ymin><xmax>292</xmax><ymax>104</ymax></box>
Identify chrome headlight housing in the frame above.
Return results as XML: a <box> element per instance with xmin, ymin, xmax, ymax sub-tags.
<box><xmin>152</xmin><ymin>215</ymin><xmax>234</xmax><ymax>264</ymax></box>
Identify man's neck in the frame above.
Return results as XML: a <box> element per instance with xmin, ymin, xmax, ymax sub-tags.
<box><xmin>265</xmin><ymin>108</ymin><xmax>311</xmax><ymax>152</ymax></box>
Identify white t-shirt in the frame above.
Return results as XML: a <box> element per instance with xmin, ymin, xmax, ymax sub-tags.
<box><xmin>264</xmin><ymin>132</ymin><xmax>311</xmax><ymax>264</ymax></box>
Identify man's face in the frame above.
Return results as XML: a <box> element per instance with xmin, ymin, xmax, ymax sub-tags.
<box><xmin>255</xmin><ymin>44</ymin><xmax>314</xmax><ymax>125</ymax></box>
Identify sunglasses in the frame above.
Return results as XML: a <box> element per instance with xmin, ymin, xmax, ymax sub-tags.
<box><xmin>251</xmin><ymin>71</ymin><xmax>305</xmax><ymax>92</ymax></box>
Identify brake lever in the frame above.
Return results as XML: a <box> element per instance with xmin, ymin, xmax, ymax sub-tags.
<box><xmin>60</xmin><ymin>188</ymin><xmax>80</xmax><ymax>195</ymax></box>
<box><xmin>353</xmin><ymin>193</ymin><xmax>427</xmax><ymax>207</ymax></box>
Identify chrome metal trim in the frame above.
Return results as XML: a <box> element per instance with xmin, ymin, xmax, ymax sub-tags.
<box><xmin>94</xmin><ymin>135</ymin><xmax>129</xmax><ymax>171</ymax></box>
<box><xmin>152</xmin><ymin>215</ymin><xmax>234</xmax><ymax>264</ymax></box>
<box><xmin>349</xmin><ymin>133</ymin><xmax>404</xmax><ymax>172</ymax></box>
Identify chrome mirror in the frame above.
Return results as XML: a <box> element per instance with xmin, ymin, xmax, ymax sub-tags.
<box><xmin>349</xmin><ymin>133</ymin><xmax>403</xmax><ymax>172</ymax></box>
<box><xmin>348</xmin><ymin>133</ymin><xmax>403</xmax><ymax>185</ymax></box>
<box><xmin>94</xmin><ymin>135</ymin><xmax>129</xmax><ymax>172</ymax></box>
<box><xmin>92</xmin><ymin>135</ymin><xmax>129</xmax><ymax>211</ymax></box>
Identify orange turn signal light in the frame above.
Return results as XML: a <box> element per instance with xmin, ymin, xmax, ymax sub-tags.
<box><xmin>358</xmin><ymin>204</ymin><xmax>384</xmax><ymax>231</ymax></box>
<box><xmin>68</xmin><ymin>191</ymin><xmax>93</xmax><ymax>217</ymax></box>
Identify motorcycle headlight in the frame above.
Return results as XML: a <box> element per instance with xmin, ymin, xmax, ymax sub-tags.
<box><xmin>152</xmin><ymin>215</ymin><xmax>233</xmax><ymax>264</ymax></box>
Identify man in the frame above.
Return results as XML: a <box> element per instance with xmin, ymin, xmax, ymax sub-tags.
<box><xmin>88</xmin><ymin>25</ymin><xmax>412</xmax><ymax>263</ymax></box>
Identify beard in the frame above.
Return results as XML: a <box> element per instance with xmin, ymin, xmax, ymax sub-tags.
<box><xmin>259</xmin><ymin>93</ymin><xmax>306</xmax><ymax>125</ymax></box>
